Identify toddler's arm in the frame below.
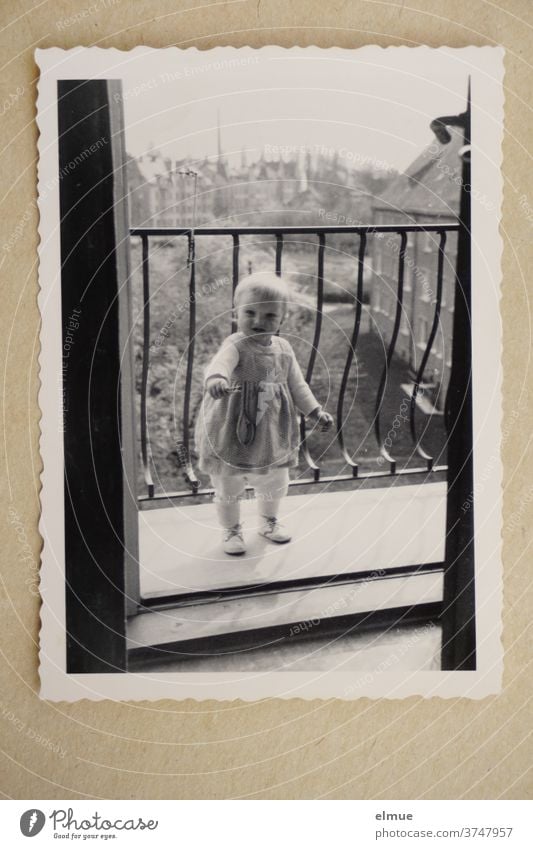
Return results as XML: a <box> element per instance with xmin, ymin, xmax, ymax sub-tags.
<box><xmin>285</xmin><ymin>340</ymin><xmax>334</xmax><ymax>431</ymax></box>
<box><xmin>204</xmin><ymin>336</ymin><xmax>240</xmax><ymax>398</ymax></box>
<box><xmin>285</xmin><ymin>341</ymin><xmax>322</xmax><ymax>416</ymax></box>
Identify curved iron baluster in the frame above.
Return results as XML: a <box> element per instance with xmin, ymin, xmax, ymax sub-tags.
<box><xmin>231</xmin><ymin>233</ymin><xmax>240</xmax><ymax>333</ymax></box>
<box><xmin>140</xmin><ymin>234</ymin><xmax>154</xmax><ymax>498</ymax></box>
<box><xmin>374</xmin><ymin>231</ymin><xmax>407</xmax><ymax>474</ymax></box>
<box><xmin>300</xmin><ymin>232</ymin><xmax>325</xmax><ymax>481</ymax></box>
<box><xmin>275</xmin><ymin>232</ymin><xmax>283</xmax><ymax>276</ymax></box>
<box><xmin>336</xmin><ymin>232</ymin><xmax>366</xmax><ymax>476</ymax></box>
<box><xmin>179</xmin><ymin>232</ymin><xmax>199</xmax><ymax>492</ymax></box>
<box><xmin>410</xmin><ymin>230</ymin><xmax>447</xmax><ymax>469</ymax></box>
<box><xmin>274</xmin><ymin>233</ymin><xmax>283</xmax><ymax>337</ymax></box>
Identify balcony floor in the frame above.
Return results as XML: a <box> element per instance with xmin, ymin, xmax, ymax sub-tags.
<box><xmin>138</xmin><ymin>481</ymin><xmax>446</xmax><ymax>599</ymax></box>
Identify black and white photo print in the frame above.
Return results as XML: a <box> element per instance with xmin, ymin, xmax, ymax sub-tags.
<box><xmin>35</xmin><ymin>45</ymin><xmax>504</xmax><ymax>700</ymax></box>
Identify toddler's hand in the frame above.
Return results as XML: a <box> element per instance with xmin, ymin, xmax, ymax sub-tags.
<box><xmin>207</xmin><ymin>377</ymin><xmax>229</xmax><ymax>399</ymax></box>
<box><xmin>317</xmin><ymin>410</ymin><xmax>334</xmax><ymax>432</ymax></box>
<box><xmin>308</xmin><ymin>408</ymin><xmax>334</xmax><ymax>432</ymax></box>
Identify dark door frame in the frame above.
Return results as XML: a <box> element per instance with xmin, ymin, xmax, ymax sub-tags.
<box><xmin>58</xmin><ymin>79</ymin><xmax>137</xmax><ymax>672</ymax></box>
<box><xmin>438</xmin><ymin>83</ymin><xmax>477</xmax><ymax>670</ymax></box>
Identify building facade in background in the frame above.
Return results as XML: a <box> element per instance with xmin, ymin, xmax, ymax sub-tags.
<box><xmin>126</xmin><ymin>119</ymin><xmax>393</xmax><ymax>230</ymax></box>
<box><xmin>370</xmin><ymin>127</ymin><xmax>463</xmax><ymax>409</ymax></box>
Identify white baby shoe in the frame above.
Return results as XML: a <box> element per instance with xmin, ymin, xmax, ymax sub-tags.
<box><xmin>258</xmin><ymin>516</ymin><xmax>292</xmax><ymax>544</ymax></box>
<box><xmin>223</xmin><ymin>523</ymin><xmax>246</xmax><ymax>555</ymax></box>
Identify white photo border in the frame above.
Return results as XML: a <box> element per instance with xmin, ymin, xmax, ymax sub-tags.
<box><xmin>35</xmin><ymin>45</ymin><xmax>505</xmax><ymax>701</ymax></box>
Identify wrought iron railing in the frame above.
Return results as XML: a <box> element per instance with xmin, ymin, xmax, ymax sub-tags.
<box><xmin>131</xmin><ymin>224</ymin><xmax>460</xmax><ymax>504</ymax></box>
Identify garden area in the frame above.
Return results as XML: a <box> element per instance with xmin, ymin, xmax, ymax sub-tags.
<box><xmin>129</xmin><ymin>234</ymin><xmax>449</xmax><ymax>499</ymax></box>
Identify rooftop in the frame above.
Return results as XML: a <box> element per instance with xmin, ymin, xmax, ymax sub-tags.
<box><xmin>374</xmin><ymin>126</ymin><xmax>463</xmax><ymax>218</ymax></box>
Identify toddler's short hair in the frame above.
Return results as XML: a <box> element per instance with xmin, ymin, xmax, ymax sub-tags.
<box><xmin>233</xmin><ymin>271</ymin><xmax>290</xmax><ymax>318</ymax></box>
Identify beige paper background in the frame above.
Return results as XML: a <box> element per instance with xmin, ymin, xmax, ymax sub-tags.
<box><xmin>1</xmin><ymin>0</ymin><xmax>531</xmax><ymax>799</ymax></box>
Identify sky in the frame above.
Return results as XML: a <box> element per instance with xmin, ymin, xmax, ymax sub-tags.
<box><xmin>120</xmin><ymin>46</ymin><xmax>472</xmax><ymax>173</ymax></box>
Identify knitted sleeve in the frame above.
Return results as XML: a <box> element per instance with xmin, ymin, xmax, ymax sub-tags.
<box><xmin>284</xmin><ymin>340</ymin><xmax>321</xmax><ymax>417</ymax></box>
<box><xmin>204</xmin><ymin>335</ymin><xmax>240</xmax><ymax>384</ymax></box>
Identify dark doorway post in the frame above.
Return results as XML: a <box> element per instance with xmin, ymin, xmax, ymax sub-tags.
<box><xmin>58</xmin><ymin>80</ymin><xmax>132</xmax><ymax>672</ymax></box>
<box><xmin>439</xmin><ymin>83</ymin><xmax>477</xmax><ymax>670</ymax></box>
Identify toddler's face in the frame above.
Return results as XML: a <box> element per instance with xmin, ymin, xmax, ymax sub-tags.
<box><xmin>235</xmin><ymin>290</ymin><xmax>284</xmax><ymax>345</ymax></box>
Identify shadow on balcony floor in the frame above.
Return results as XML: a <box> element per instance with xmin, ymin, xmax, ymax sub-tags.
<box><xmin>137</xmin><ymin>621</ymin><xmax>442</xmax><ymax>673</ymax></box>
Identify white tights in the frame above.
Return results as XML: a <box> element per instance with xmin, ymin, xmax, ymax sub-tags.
<box><xmin>210</xmin><ymin>467</ymin><xmax>290</xmax><ymax>529</ymax></box>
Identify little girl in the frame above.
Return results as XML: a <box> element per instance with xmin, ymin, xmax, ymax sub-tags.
<box><xmin>194</xmin><ymin>272</ymin><xmax>333</xmax><ymax>555</ymax></box>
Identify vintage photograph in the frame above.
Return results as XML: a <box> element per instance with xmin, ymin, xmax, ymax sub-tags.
<box><xmin>36</xmin><ymin>45</ymin><xmax>504</xmax><ymax>700</ymax></box>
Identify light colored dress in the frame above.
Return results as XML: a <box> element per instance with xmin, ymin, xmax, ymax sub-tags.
<box><xmin>194</xmin><ymin>332</ymin><xmax>321</xmax><ymax>476</ymax></box>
